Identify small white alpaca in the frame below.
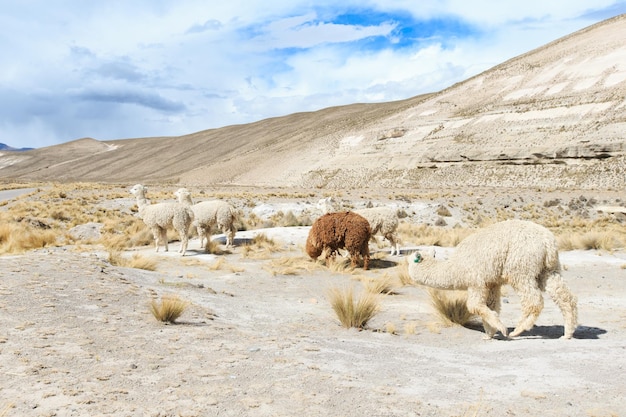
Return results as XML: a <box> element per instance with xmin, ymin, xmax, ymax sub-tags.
<box><xmin>407</xmin><ymin>220</ymin><xmax>578</xmax><ymax>339</ymax></box>
<box><xmin>174</xmin><ymin>188</ymin><xmax>237</xmax><ymax>248</ymax></box>
<box><xmin>318</xmin><ymin>197</ymin><xmax>401</xmax><ymax>255</ymax></box>
<box><xmin>129</xmin><ymin>184</ymin><xmax>194</xmax><ymax>255</ymax></box>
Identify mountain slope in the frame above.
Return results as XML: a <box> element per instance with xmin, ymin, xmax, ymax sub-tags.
<box><xmin>1</xmin><ymin>14</ymin><xmax>625</xmax><ymax>190</ymax></box>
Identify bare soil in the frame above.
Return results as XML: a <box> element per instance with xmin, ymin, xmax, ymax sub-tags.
<box><xmin>1</xmin><ymin>186</ymin><xmax>625</xmax><ymax>416</ymax></box>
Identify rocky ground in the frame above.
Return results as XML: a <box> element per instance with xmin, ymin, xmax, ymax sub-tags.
<box><xmin>1</xmin><ymin>185</ymin><xmax>626</xmax><ymax>416</ymax></box>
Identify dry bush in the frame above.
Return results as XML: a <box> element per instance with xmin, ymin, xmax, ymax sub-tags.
<box><xmin>150</xmin><ymin>294</ymin><xmax>189</xmax><ymax>323</ymax></box>
<box><xmin>328</xmin><ymin>286</ymin><xmax>380</xmax><ymax>329</ymax></box>
<box><xmin>240</xmin><ymin>233</ymin><xmax>282</xmax><ymax>259</ymax></box>
<box><xmin>427</xmin><ymin>288</ymin><xmax>475</xmax><ymax>327</ymax></box>
<box><xmin>364</xmin><ymin>274</ymin><xmax>397</xmax><ymax>295</ymax></box>
<box><xmin>263</xmin><ymin>256</ymin><xmax>320</xmax><ymax>276</ymax></box>
<box><xmin>0</xmin><ymin>221</ymin><xmax>58</xmax><ymax>254</ymax></box>
<box><xmin>206</xmin><ymin>257</ymin><xmax>244</xmax><ymax>273</ymax></box>
<box><xmin>398</xmin><ymin>223</ymin><xmax>474</xmax><ymax>248</ymax></box>
<box><xmin>204</xmin><ymin>239</ymin><xmax>231</xmax><ymax>255</ymax></box>
<box><xmin>108</xmin><ymin>251</ymin><xmax>157</xmax><ymax>271</ymax></box>
<box><xmin>397</xmin><ymin>256</ymin><xmax>414</xmax><ymax>286</ymax></box>
<box><xmin>557</xmin><ymin>230</ymin><xmax>625</xmax><ymax>251</ymax></box>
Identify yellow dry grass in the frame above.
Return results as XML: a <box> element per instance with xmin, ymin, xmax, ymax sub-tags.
<box><xmin>427</xmin><ymin>288</ymin><xmax>475</xmax><ymax>327</ymax></box>
<box><xmin>0</xmin><ymin>221</ymin><xmax>59</xmax><ymax>254</ymax></box>
<box><xmin>149</xmin><ymin>294</ymin><xmax>189</xmax><ymax>323</ymax></box>
<box><xmin>328</xmin><ymin>286</ymin><xmax>380</xmax><ymax>329</ymax></box>
<box><xmin>108</xmin><ymin>251</ymin><xmax>157</xmax><ymax>271</ymax></box>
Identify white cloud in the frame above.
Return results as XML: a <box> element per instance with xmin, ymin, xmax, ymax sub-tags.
<box><xmin>0</xmin><ymin>1</ymin><xmax>625</xmax><ymax>148</ymax></box>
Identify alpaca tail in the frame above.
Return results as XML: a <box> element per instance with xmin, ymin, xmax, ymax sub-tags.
<box><xmin>545</xmin><ymin>271</ymin><xmax>578</xmax><ymax>339</ymax></box>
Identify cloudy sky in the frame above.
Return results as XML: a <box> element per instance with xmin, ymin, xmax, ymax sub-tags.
<box><xmin>1</xmin><ymin>1</ymin><xmax>625</xmax><ymax>149</ymax></box>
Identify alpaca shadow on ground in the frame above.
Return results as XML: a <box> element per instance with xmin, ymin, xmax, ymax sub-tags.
<box><xmin>367</xmin><ymin>257</ymin><xmax>398</xmax><ymax>270</ymax></box>
<box><xmin>513</xmin><ymin>325</ymin><xmax>607</xmax><ymax>340</ymax></box>
<box><xmin>464</xmin><ymin>323</ymin><xmax>607</xmax><ymax>340</ymax></box>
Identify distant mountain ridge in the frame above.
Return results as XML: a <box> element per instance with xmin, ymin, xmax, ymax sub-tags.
<box><xmin>0</xmin><ymin>143</ymin><xmax>34</xmax><ymax>152</ymax></box>
<box><xmin>0</xmin><ymin>14</ymin><xmax>625</xmax><ymax>190</ymax></box>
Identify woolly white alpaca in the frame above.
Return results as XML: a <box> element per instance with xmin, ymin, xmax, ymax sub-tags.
<box><xmin>407</xmin><ymin>220</ymin><xmax>578</xmax><ymax>339</ymax></box>
<box><xmin>318</xmin><ymin>197</ymin><xmax>401</xmax><ymax>255</ymax></box>
<box><xmin>129</xmin><ymin>184</ymin><xmax>194</xmax><ymax>255</ymax></box>
<box><xmin>174</xmin><ymin>188</ymin><xmax>237</xmax><ymax>248</ymax></box>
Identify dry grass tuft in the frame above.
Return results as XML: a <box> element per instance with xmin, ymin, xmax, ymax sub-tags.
<box><xmin>427</xmin><ymin>288</ymin><xmax>475</xmax><ymax>327</ymax></box>
<box><xmin>108</xmin><ymin>251</ymin><xmax>157</xmax><ymax>271</ymax></box>
<box><xmin>364</xmin><ymin>274</ymin><xmax>397</xmax><ymax>295</ymax></box>
<box><xmin>396</xmin><ymin>256</ymin><xmax>414</xmax><ymax>286</ymax></box>
<box><xmin>0</xmin><ymin>221</ymin><xmax>59</xmax><ymax>254</ymax></box>
<box><xmin>150</xmin><ymin>294</ymin><xmax>189</xmax><ymax>323</ymax></box>
<box><xmin>204</xmin><ymin>239</ymin><xmax>231</xmax><ymax>255</ymax></box>
<box><xmin>263</xmin><ymin>256</ymin><xmax>320</xmax><ymax>276</ymax></box>
<box><xmin>240</xmin><ymin>233</ymin><xmax>282</xmax><ymax>259</ymax></box>
<box><xmin>398</xmin><ymin>223</ymin><xmax>475</xmax><ymax>248</ymax></box>
<box><xmin>328</xmin><ymin>286</ymin><xmax>380</xmax><ymax>329</ymax></box>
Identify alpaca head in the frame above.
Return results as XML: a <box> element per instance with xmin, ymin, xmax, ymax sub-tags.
<box><xmin>305</xmin><ymin>236</ymin><xmax>322</xmax><ymax>260</ymax></box>
<box><xmin>129</xmin><ymin>184</ymin><xmax>147</xmax><ymax>198</ymax></box>
<box><xmin>317</xmin><ymin>197</ymin><xmax>341</xmax><ymax>214</ymax></box>
<box><xmin>174</xmin><ymin>188</ymin><xmax>192</xmax><ymax>203</ymax></box>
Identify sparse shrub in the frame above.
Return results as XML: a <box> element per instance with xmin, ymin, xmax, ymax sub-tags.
<box><xmin>436</xmin><ymin>205</ymin><xmax>452</xmax><ymax>217</ymax></box>
<box><xmin>108</xmin><ymin>251</ymin><xmax>157</xmax><ymax>271</ymax></box>
<box><xmin>150</xmin><ymin>294</ymin><xmax>189</xmax><ymax>323</ymax></box>
<box><xmin>364</xmin><ymin>274</ymin><xmax>396</xmax><ymax>294</ymax></box>
<box><xmin>427</xmin><ymin>288</ymin><xmax>474</xmax><ymax>327</ymax></box>
<box><xmin>0</xmin><ymin>222</ymin><xmax>58</xmax><ymax>254</ymax></box>
<box><xmin>328</xmin><ymin>286</ymin><xmax>380</xmax><ymax>329</ymax></box>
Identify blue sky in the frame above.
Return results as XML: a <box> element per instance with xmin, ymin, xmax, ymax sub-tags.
<box><xmin>1</xmin><ymin>1</ymin><xmax>625</xmax><ymax>149</ymax></box>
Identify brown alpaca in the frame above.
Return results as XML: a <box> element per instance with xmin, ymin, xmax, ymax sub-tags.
<box><xmin>306</xmin><ymin>212</ymin><xmax>371</xmax><ymax>269</ymax></box>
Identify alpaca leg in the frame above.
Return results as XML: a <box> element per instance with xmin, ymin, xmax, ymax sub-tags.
<box><xmin>384</xmin><ymin>232</ymin><xmax>399</xmax><ymax>256</ymax></box>
<box><xmin>161</xmin><ymin>229</ymin><xmax>169</xmax><ymax>252</ymax></box>
<box><xmin>545</xmin><ymin>272</ymin><xmax>578</xmax><ymax>339</ymax></box>
<box><xmin>467</xmin><ymin>287</ymin><xmax>508</xmax><ymax>339</ymax></box>
<box><xmin>197</xmin><ymin>226</ymin><xmax>206</xmax><ymax>248</ymax></box>
<box><xmin>509</xmin><ymin>284</ymin><xmax>544</xmax><ymax>338</ymax></box>
<box><xmin>178</xmin><ymin>229</ymin><xmax>188</xmax><ymax>255</ymax></box>
<box><xmin>151</xmin><ymin>227</ymin><xmax>162</xmax><ymax>252</ymax></box>
<box><xmin>482</xmin><ymin>286</ymin><xmax>502</xmax><ymax>338</ymax></box>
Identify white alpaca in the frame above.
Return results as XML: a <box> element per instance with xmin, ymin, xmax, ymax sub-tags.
<box><xmin>407</xmin><ymin>220</ymin><xmax>578</xmax><ymax>339</ymax></box>
<box><xmin>318</xmin><ymin>197</ymin><xmax>401</xmax><ymax>255</ymax></box>
<box><xmin>129</xmin><ymin>184</ymin><xmax>194</xmax><ymax>255</ymax></box>
<box><xmin>174</xmin><ymin>188</ymin><xmax>237</xmax><ymax>248</ymax></box>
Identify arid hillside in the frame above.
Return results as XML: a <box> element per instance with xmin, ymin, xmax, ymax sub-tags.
<box><xmin>1</xmin><ymin>14</ymin><xmax>625</xmax><ymax>190</ymax></box>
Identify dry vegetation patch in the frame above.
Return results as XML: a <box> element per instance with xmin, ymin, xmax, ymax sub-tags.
<box><xmin>149</xmin><ymin>294</ymin><xmax>189</xmax><ymax>323</ymax></box>
<box><xmin>328</xmin><ymin>286</ymin><xmax>381</xmax><ymax>329</ymax></box>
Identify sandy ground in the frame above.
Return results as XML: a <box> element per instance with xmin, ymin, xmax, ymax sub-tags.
<box><xmin>1</xmin><ymin>219</ymin><xmax>625</xmax><ymax>417</ymax></box>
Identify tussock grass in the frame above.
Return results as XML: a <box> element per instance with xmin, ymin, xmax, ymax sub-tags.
<box><xmin>150</xmin><ymin>294</ymin><xmax>189</xmax><ymax>323</ymax></box>
<box><xmin>397</xmin><ymin>256</ymin><xmax>414</xmax><ymax>286</ymax></box>
<box><xmin>263</xmin><ymin>256</ymin><xmax>320</xmax><ymax>276</ymax></box>
<box><xmin>427</xmin><ymin>288</ymin><xmax>475</xmax><ymax>327</ymax></box>
<box><xmin>328</xmin><ymin>286</ymin><xmax>380</xmax><ymax>329</ymax></box>
<box><xmin>204</xmin><ymin>239</ymin><xmax>231</xmax><ymax>255</ymax></box>
<box><xmin>108</xmin><ymin>251</ymin><xmax>157</xmax><ymax>271</ymax></box>
<box><xmin>240</xmin><ymin>233</ymin><xmax>282</xmax><ymax>259</ymax></box>
<box><xmin>398</xmin><ymin>223</ymin><xmax>473</xmax><ymax>248</ymax></box>
<box><xmin>557</xmin><ymin>230</ymin><xmax>625</xmax><ymax>251</ymax></box>
<box><xmin>0</xmin><ymin>221</ymin><xmax>59</xmax><ymax>254</ymax></box>
<box><xmin>364</xmin><ymin>274</ymin><xmax>397</xmax><ymax>295</ymax></box>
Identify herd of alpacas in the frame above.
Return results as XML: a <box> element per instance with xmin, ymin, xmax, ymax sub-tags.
<box><xmin>129</xmin><ymin>184</ymin><xmax>579</xmax><ymax>340</ymax></box>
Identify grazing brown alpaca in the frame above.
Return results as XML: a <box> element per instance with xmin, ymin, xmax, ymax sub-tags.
<box><xmin>306</xmin><ymin>211</ymin><xmax>371</xmax><ymax>270</ymax></box>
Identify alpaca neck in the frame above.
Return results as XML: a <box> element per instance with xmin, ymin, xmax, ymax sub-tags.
<box><xmin>415</xmin><ymin>259</ymin><xmax>468</xmax><ymax>290</ymax></box>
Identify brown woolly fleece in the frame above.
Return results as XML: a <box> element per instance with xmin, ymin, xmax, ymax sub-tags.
<box><xmin>306</xmin><ymin>211</ymin><xmax>371</xmax><ymax>270</ymax></box>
